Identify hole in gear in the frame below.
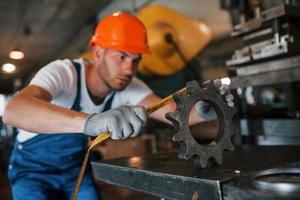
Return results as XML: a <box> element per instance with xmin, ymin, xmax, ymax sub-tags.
<box><xmin>189</xmin><ymin>100</ymin><xmax>219</xmax><ymax>145</ymax></box>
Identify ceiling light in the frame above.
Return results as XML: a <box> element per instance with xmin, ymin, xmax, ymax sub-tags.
<box><xmin>9</xmin><ymin>50</ymin><xmax>25</xmax><ymax>60</ymax></box>
<box><xmin>2</xmin><ymin>63</ymin><xmax>16</xmax><ymax>73</ymax></box>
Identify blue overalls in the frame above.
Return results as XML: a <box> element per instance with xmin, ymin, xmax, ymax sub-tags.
<box><xmin>8</xmin><ymin>61</ymin><xmax>114</xmax><ymax>200</ymax></box>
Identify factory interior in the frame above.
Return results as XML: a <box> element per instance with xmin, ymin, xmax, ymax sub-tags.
<box><xmin>1</xmin><ymin>0</ymin><xmax>300</xmax><ymax>199</ymax></box>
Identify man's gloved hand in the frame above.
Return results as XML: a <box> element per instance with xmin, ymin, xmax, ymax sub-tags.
<box><xmin>195</xmin><ymin>79</ymin><xmax>234</xmax><ymax>121</ymax></box>
<box><xmin>83</xmin><ymin>105</ymin><xmax>147</xmax><ymax>140</ymax></box>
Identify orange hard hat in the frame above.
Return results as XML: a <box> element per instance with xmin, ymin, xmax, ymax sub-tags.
<box><xmin>89</xmin><ymin>11</ymin><xmax>149</xmax><ymax>53</ymax></box>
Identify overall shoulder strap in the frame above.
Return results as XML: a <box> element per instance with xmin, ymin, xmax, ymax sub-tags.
<box><xmin>103</xmin><ymin>92</ymin><xmax>115</xmax><ymax>112</ymax></box>
<box><xmin>71</xmin><ymin>59</ymin><xmax>115</xmax><ymax>112</ymax></box>
<box><xmin>71</xmin><ymin>60</ymin><xmax>81</xmax><ymax>111</ymax></box>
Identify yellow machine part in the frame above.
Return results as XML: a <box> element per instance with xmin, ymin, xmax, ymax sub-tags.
<box><xmin>82</xmin><ymin>51</ymin><xmax>93</xmax><ymax>60</ymax></box>
<box><xmin>137</xmin><ymin>4</ymin><xmax>212</xmax><ymax>76</ymax></box>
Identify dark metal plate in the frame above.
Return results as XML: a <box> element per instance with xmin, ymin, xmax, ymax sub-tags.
<box><xmin>92</xmin><ymin>146</ymin><xmax>300</xmax><ymax>200</ymax></box>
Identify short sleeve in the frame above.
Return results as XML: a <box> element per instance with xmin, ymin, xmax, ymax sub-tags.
<box><xmin>29</xmin><ymin>59</ymin><xmax>76</xmax><ymax>98</ymax></box>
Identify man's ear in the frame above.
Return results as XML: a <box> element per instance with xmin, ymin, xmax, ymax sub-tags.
<box><xmin>92</xmin><ymin>46</ymin><xmax>105</xmax><ymax>60</ymax></box>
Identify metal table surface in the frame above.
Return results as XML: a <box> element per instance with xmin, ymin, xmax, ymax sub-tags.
<box><xmin>91</xmin><ymin>146</ymin><xmax>300</xmax><ymax>200</ymax></box>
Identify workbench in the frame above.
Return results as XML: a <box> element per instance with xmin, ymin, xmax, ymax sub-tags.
<box><xmin>91</xmin><ymin>146</ymin><xmax>300</xmax><ymax>200</ymax></box>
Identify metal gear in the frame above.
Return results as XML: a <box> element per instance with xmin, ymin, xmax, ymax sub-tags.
<box><xmin>166</xmin><ymin>80</ymin><xmax>237</xmax><ymax>168</ymax></box>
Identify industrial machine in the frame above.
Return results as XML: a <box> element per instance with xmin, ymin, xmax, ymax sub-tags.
<box><xmin>223</xmin><ymin>0</ymin><xmax>300</xmax><ymax>145</ymax></box>
<box><xmin>137</xmin><ymin>4</ymin><xmax>212</xmax><ymax>77</ymax></box>
<box><xmin>136</xmin><ymin>4</ymin><xmax>212</xmax><ymax>97</ymax></box>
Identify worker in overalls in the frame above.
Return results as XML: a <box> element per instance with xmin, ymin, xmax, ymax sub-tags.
<box><xmin>3</xmin><ymin>11</ymin><xmax>232</xmax><ymax>200</ymax></box>
<box><xmin>3</xmin><ymin>11</ymin><xmax>153</xmax><ymax>200</ymax></box>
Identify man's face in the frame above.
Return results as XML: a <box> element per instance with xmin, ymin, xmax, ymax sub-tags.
<box><xmin>97</xmin><ymin>48</ymin><xmax>142</xmax><ymax>91</ymax></box>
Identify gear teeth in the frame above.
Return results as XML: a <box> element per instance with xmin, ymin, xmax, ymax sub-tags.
<box><xmin>173</xmin><ymin>93</ymin><xmax>184</xmax><ymax>105</ymax></box>
<box><xmin>177</xmin><ymin>142</ymin><xmax>187</xmax><ymax>159</ymax></box>
<box><xmin>187</xmin><ymin>81</ymin><xmax>201</xmax><ymax>95</ymax></box>
<box><xmin>169</xmin><ymin>112</ymin><xmax>178</xmax><ymax>119</ymax></box>
<box><xmin>165</xmin><ymin>112</ymin><xmax>178</xmax><ymax>123</ymax></box>
<box><xmin>165</xmin><ymin>80</ymin><xmax>237</xmax><ymax>168</ymax></box>
<box><xmin>183</xmin><ymin>148</ymin><xmax>193</xmax><ymax>160</ymax></box>
<box><xmin>212</xmin><ymin>153</ymin><xmax>223</xmax><ymax>165</ymax></box>
<box><xmin>226</xmin><ymin>142</ymin><xmax>235</xmax><ymax>151</ymax></box>
<box><xmin>173</xmin><ymin>133</ymin><xmax>181</xmax><ymax>142</ymax></box>
<box><xmin>166</xmin><ymin>112</ymin><xmax>181</xmax><ymax>135</ymax></box>
<box><xmin>206</xmin><ymin>81</ymin><xmax>217</xmax><ymax>91</ymax></box>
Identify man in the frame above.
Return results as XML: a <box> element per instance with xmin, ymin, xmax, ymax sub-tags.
<box><xmin>3</xmin><ymin>11</ymin><xmax>231</xmax><ymax>200</ymax></box>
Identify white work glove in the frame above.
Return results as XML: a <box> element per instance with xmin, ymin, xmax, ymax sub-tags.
<box><xmin>83</xmin><ymin>106</ymin><xmax>147</xmax><ymax>140</ymax></box>
<box><xmin>195</xmin><ymin>79</ymin><xmax>234</xmax><ymax>121</ymax></box>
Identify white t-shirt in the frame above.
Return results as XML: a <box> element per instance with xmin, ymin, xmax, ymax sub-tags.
<box><xmin>17</xmin><ymin>58</ymin><xmax>152</xmax><ymax>142</ymax></box>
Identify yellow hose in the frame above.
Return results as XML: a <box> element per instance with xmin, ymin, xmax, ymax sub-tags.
<box><xmin>71</xmin><ymin>87</ymin><xmax>187</xmax><ymax>200</ymax></box>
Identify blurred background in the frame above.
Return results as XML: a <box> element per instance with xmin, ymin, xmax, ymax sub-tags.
<box><xmin>1</xmin><ymin>0</ymin><xmax>300</xmax><ymax>199</ymax></box>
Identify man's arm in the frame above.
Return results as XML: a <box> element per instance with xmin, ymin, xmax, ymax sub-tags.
<box><xmin>3</xmin><ymin>85</ymin><xmax>88</xmax><ymax>134</ymax></box>
<box><xmin>138</xmin><ymin>80</ymin><xmax>234</xmax><ymax>125</ymax></box>
<box><xmin>137</xmin><ymin>93</ymin><xmax>205</xmax><ymax>125</ymax></box>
